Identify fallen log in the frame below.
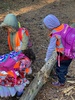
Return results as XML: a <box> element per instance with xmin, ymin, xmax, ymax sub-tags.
<box><xmin>19</xmin><ymin>51</ymin><xmax>57</xmax><ymax>100</ymax></box>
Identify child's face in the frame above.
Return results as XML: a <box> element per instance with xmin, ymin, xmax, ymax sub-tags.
<box><xmin>48</xmin><ymin>30</ymin><xmax>52</xmax><ymax>34</ymax></box>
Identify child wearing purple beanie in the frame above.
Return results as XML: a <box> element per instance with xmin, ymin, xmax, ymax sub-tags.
<box><xmin>43</xmin><ymin>14</ymin><xmax>75</xmax><ymax>86</ymax></box>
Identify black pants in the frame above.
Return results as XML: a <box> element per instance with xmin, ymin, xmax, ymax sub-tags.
<box><xmin>56</xmin><ymin>59</ymin><xmax>72</xmax><ymax>83</ymax></box>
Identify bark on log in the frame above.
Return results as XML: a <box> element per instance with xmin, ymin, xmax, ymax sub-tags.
<box><xmin>19</xmin><ymin>51</ymin><xmax>57</xmax><ymax>100</ymax></box>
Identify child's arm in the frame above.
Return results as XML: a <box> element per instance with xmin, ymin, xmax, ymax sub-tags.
<box><xmin>45</xmin><ymin>36</ymin><xmax>57</xmax><ymax>62</ymax></box>
<box><xmin>21</xmin><ymin>32</ymin><xmax>29</xmax><ymax>50</ymax></box>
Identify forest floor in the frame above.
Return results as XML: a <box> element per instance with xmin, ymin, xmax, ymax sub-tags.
<box><xmin>0</xmin><ymin>0</ymin><xmax>75</xmax><ymax>100</ymax></box>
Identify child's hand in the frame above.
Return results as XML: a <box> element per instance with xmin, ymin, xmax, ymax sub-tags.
<box><xmin>45</xmin><ymin>58</ymin><xmax>48</xmax><ymax>62</ymax></box>
<box><xmin>15</xmin><ymin>47</ymin><xmax>21</xmax><ymax>52</ymax></box>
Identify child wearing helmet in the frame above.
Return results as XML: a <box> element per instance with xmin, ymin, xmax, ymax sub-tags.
<box><xmin>0</xmin><ymin>13</ymin><xmax>32</xmax><ymax>52</ymax></box>
<box><xmin>43</xmin><ymin>14</ymin><xmax>75</xmax><ymax>86</ymax></box>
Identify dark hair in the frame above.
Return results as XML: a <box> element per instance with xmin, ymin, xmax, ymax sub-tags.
<box><xmin>22</xmin><ymin>49</ymin><xmax>36</xmax><ymax>63</ymax></box>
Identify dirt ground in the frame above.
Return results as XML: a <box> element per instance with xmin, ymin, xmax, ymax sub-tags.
<box><xmin>0</xmin><ymin>0</ymin><xmax>75</xmax><ymax>100</ymax></box>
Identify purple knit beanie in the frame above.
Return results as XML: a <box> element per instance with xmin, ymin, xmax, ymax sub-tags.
<box><xmin>43</xmin><ymin>14</ymin><xmax>60</xmax><ymax>29</ymax></box>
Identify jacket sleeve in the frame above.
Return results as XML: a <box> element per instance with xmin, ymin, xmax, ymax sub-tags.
<box><xmin>21</xmin><ymin>32</ymin><xmax>29</xmax><ymax>50</ymax></box>
<box><xmin>45</xmin><ymin>36</ymin><xmax>57</xmax><ymax>62</ymax></box>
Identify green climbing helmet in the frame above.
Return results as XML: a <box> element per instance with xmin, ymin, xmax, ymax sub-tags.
<box><xmin>0</xmin><ymin>13</ymin><xmax>19</xmax><ymax>30</ymax></box>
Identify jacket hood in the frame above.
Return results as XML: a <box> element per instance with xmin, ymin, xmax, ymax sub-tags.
<box><xmin>43</xmin><ymin>14</ymin><xmax>60</xmax><ymax>30</ymax></box>
<box><xmin>0</xmin><ymin>14</ymin><xmax>19</xmax><ymax>30</ymax></box>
